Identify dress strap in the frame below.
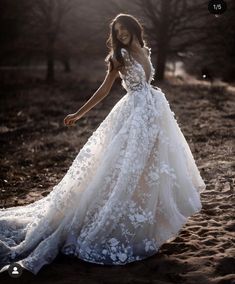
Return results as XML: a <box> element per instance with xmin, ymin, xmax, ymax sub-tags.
<box><xmin>121</xmin><ymin>48</ymin><xmax>131</xmax><ymax>63</ymax></box>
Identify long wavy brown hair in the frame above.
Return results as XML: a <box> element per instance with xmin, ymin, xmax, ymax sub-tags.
<box><xmin>105</xmin><ymin>14</ymin><xmax>146</xmax><ymax>71</ymax></box>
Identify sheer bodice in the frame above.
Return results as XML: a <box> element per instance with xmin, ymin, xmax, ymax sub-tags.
<box><xmin>119</xmin><ymin>48</ymin><xmax>155</xmax><ymax>93</ymax></box>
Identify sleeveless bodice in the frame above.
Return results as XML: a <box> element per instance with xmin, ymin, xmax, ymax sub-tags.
<box><xmin>119</xmin><ymin>48</ymin><xmax>155</xmax><ymax>93</ymax></box>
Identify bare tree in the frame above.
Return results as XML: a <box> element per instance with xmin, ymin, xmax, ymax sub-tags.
<box><xmin>27</xmin><ymin>0</ymin><xmax>75</xmax><ymax>82</ymax></box>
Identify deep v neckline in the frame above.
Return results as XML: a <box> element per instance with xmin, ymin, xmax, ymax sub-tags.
<box><xmin>129</xmin><ymin>51</ymin><xmax>151</xmax><ymax>83</ymax></box>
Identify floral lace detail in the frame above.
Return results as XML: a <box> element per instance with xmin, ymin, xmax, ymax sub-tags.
<box><xmin>119</xmin><ymin>48</ymin><xmax>155</xmax><ymax>93</ymax></box>
<box><xmin>0</xmin><ymin>46</ymin><xmax>205</xmax><ymax>274</ymax></box>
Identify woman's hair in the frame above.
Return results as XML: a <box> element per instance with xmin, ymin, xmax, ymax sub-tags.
<box><xmin>105</xmin><ymin>13</ymin><xmax>146</xmax><ymax>71</ymax></box>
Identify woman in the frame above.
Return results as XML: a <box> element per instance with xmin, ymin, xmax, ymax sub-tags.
<box><xmin>0</xmin><ymin>14</ymin><xmax>206</xmax><ymax>275</ymax></box>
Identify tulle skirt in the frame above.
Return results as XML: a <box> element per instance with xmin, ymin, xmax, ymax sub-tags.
<box><xmin>0</xmin><ymin>85</ymin><xmax>206</xmax><ymax>274</ymax></box>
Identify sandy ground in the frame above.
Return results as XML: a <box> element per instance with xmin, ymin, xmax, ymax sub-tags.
<box><xmin>0</xmin><ymin>71</ymin><xmax>234</xmax><ymax>284</ymax></box>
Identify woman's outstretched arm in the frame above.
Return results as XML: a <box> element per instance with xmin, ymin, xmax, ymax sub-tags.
<box><xmin>64</xmin><ymin>61</ymin><xmax>120</xmax><ymax>126</ymax></box>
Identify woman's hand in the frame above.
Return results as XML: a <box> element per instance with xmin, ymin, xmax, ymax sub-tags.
<box><xmin>64</xmin><ymin>113</ymin><xmax>80</xmax><ymax>127</ymax></box>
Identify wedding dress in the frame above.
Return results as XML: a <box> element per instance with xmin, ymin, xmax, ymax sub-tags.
<box><xmin>0</xmin><ymin>48</ymin><xmax>206</xmax><ymax>275</ymax></box>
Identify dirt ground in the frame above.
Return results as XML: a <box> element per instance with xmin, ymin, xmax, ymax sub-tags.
<box><xmin>0</xmin><ymin>70</ymin><xmax>234</xmax><ymax>284</ymax></box>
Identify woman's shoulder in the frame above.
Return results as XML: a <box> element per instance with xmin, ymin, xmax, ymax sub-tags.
<box><xmin>109</xmin><ymin>52</ymin><xmax>123</xmax><ymax>71</ymax></box>
<box><xmin>111</xmin><ymin>48</ymin><xmax>130</xmax><ymax>64</ymax></box>
<box><xmin>110</xmin><ymin>52</ymin><xmax>120</xmax><ymax>65</ymax></box>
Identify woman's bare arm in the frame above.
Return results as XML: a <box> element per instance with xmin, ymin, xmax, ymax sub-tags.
<box><xmin>75</xmin><ymin>68</ymin><xmax>118</xmax><ymax>118</ymax></box>
<box><xmin>64</xmin><ymin>59</ymin><xmax>120</xmax><ymax>126</ymax></box>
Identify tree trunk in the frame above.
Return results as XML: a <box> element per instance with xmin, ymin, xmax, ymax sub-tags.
<box><xmin>156</xmin><ymin>46</ymin><xmax>167</xmax><ymax>81</ymax></box>
<box><xmin>155</xmin><ymin>0</ymin><xmax>170</xmax><ymax>81</ymax></box>
<box><xmin>46</xmin><ymin>36</ymin><xmax>55</xmax><ymax>83</ymax></box>
<box><xmin>46</xmin><ymin>50</ymin><xmax>54</xmax><ymax>83</ymax></box>
<box><xmin>62</xmin><ymin>58</ymin><xmax>71</xmax><ymax>73</ymax></box>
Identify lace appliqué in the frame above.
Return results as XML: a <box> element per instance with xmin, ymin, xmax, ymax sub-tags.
<box><xmin>119</xmin><ymin>48</ymin><xmax>155</xmax><ymax>93</ymax></box>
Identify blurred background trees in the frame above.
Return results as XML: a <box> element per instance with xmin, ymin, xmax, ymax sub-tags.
<box><xmin>0</xmin><ymin>0</ymin><xmax>234</xmax><ymax>83</ymax></box>
<box><xmin>194</xmin><ymin>0</ymin><xmax>235</xmax><ymax>82</ymax></box>
<box><xmin>130</xmin><ymin>0</ymin><xmax>209</xmax><ymax>80</ymax></box>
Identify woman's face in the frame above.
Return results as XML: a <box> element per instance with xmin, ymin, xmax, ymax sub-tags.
<box><xmin>114</xmin><ymin>22</ymin><xmax>131</xmax><ymax>46</ymax></box>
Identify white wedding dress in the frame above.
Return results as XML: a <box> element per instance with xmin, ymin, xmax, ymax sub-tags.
<box><xmin>0</xmin><ymin>48</ymin><xmax>206</xmax><ymax>275</ymax></box>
